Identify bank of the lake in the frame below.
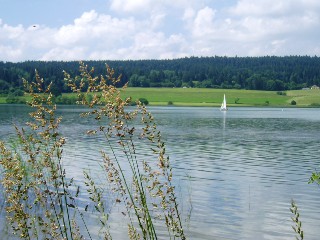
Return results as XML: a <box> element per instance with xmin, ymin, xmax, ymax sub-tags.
<box><xmin>0</xmin><ymin>88</ymin><xmax>319</xmax><ymax>107</ymax></box>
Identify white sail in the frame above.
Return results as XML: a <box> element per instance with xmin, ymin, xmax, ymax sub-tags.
<box><xmin>220</xmin><ymin>94</ymin><xmax>227</xmax><ymax>111</ymax></box>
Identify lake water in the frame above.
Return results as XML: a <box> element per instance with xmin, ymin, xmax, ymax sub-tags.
<box><xmin>1</xmin><ymin>105</ymin><xmax>320</xmax><ymax>239</ymax></box>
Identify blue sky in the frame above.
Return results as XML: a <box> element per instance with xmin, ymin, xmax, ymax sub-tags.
<box><xmin>1</xmin><ymin>0</ymin><xmax>320</xmax><ymax>62</ymax></box>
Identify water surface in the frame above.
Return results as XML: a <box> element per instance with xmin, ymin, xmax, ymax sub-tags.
<box><xmin>1</xmin><ymin>105</ymin><xmax>320</xmax><ymax>239</ymax></box>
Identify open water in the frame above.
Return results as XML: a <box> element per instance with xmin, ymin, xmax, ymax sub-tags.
<box><xmin>1</xmin><ymin>105</ymin><xmax>320</xmax><ymax>239</ymax></box>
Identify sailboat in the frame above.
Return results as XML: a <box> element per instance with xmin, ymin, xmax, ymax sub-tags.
<box><xmin>220</xmin><ymin>94</ymin><xmax>227</xmax><ymax>111</ymax></box>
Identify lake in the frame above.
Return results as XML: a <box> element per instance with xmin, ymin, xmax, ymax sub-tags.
<box><xmin>1</xmin><ymin>105</ymin><xmax>320</xmax><ymax>239</ymax></box>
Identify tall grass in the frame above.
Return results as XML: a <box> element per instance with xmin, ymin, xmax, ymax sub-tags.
<box><xmin>0</xmin><ymin>72</ymin><xmax>80</xmax><ymax>239</ymax></box>
<box><xmin>0</xmin><ymin>63</ymin><xmax>186</xmax><ymax>239</ymax></box>
<box><xmin>64</xmin><ymin>62</ymin><xmax>185</xmax><ymax>239</ymax></box>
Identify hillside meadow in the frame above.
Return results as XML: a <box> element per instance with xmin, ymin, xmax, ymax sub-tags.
<box><xmin>119</xmin><ymin>88</ymin><xmax>320</xmax><ymax>107</ymax></box>
<box><xmin>0</xmin><ymin>88</ymin><xmax>319</xmax><ymax>107</ymax></box>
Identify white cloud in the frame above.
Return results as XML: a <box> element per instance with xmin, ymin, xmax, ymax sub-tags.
<box><xmin>110</xmin><ymin>0</ymin><xmax>153</xmax><ymax>13</ymax></box>
<box><xmin>1</xmin><ymin>1</ymin><xmax>320</xmax><ymax>61</ymax></box>
<box><xmin>230</xmin><ymin>0</ymin><xmax>320</xmax><ymax>17</ymax></box>
<box><xmin>130</xmin><ymin>32</ymin><xmax>188</xmax><ymax>59</ymax></box>
<box><xmin>45</xmin><ymin>10</ymin><xmax>142</xmax><ymax>59</ymax></box>
<box><xmin>228</xmin><ymin>0</ymin><xmax>320</xmax><ymax>39</ymax></box>
<box><xmin>181</xmin><ymin>0</ymin><xmax>320</xmax><ymax>57</ymax></box>
<box><xmin>41</xmin><ymin>47</ymin><xmax>87</xmax><ymax>61</ymax></box>
<box><xmin>192</xmin><ymin>7</ymin><xmax>216</xmax><ymax>38</ymax></box>
<box><xmin>89</xmin><ymin>31</ymin><xmax>188</xmax><ymax>60</ymax></box>
<box><xmin>0</xmin><ymin>23</ymin><xmax>24</xmax><ymax>40</ymax></box>
<box><xmin>230</xmin><ymin>0</ymin><xmax>292</xmax><ymax>16</ymax></box>
<box><xmin>110</xmin><ymin>0</ymin><xmax>202</xmax><ymax>13</ymax></box>
<box><xmin>0</xmin><ymin>23</ymin><xmax>47</xmax><ymax>61</ymax></box>
<box><xmin>149</xmin><ymin>13</ymin><xmax>166</xmax><ymax>29</ymax></box>
<box><xmin>26</xmin><ymin>10</ymin><xmax>188</xmax><ymax>61</ymax></box>
<box><xmin>0</xmin><ymin>45</ymin><xmax>23</xmax><ymax>60</ymax></box>
<box><xmin>183</xmin><ymin>7</ymin><xmax>195</xmax><ymax>21</ymax></box>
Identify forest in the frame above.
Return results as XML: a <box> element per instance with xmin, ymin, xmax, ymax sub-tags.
<box><xmin>1</xmin><ymin>56</ymin><xmax>320</xmax><ymax>96</ymax></box>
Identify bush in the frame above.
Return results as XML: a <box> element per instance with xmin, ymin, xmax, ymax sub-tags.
<box><xmin>168</xmin><ymin>101</ymin><xmax>173</xmax><ymax>105</ymax></box>
<box><xmin>310</xmin><ymin>103</ymin><xmax>320</xmax><ymax>107</ymax></box>
<box><xmin>13</xmin><ymin>89</ymin><xmax>24</xmax><ymax>96</ymax></box>
<box><xmin>233</xmin><ymin>83</ymin><xmax>241</xmax><ymax>89</ymax></box>
<box><xmin>55</xmin><ymin>95</ymin><xmax>78</xmax><ymax>105</ymax></box>
<box><xmin>138</xmin><ymin>97</ymin><xmax>149</xmax><ymax>105</ymax></box>
<box><xmin>277</xmin><ymin>91</ymin><xmax>287</xmax><ymax>96</ymax></box>
<box><xmin>6</xmin><ymin>93</ymin><xmax>26</xmax><ymax>104</ymax></box>
<box><xmin>291</xmin><ymin>100</ymin><xmax>297</xmax><ymax>105</ymax></box>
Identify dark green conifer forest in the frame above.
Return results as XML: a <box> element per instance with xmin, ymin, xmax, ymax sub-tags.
<box><xmin>1</xmin><ymin>56</ymin><xmax>320</xmax><ymax>94</ymax></box>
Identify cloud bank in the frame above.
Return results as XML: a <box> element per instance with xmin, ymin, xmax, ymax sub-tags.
<box><xmin>1</xmin><ymin>0</ymin><xmax>320</xmax><ymax>61</ymax></box>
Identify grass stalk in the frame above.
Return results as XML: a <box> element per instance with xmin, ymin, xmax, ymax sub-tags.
<box><xmin>290</xmin><ymin>200</ymin><xmax>304</xmax><ymax>240</ymax></box>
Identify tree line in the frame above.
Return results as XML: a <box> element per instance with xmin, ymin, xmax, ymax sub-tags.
<box><xmin>1</xmin><ymin>56</ymin><xmax>320</xmax><ymax>96</ymax></box>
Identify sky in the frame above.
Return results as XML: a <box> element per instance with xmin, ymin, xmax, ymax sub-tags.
<box><xmin>1</xmin><ymin>0</ymin><xmax>320</xmax><ymax>62</ymax></box>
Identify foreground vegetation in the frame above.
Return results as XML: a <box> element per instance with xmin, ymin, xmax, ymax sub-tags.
<box><xmin>0</xmin><ymin>63</ymin><xmax>185</xmax><ymax>239</ymax></box>
<box><xmin>1</xmin><ymin>88</ymin><xmax>319</xmax><ymax>107</ymax></box>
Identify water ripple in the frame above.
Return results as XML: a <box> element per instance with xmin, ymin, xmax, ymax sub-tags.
<box><xmin>1</xmin><ymin>106</ymin><xmax>320</xmax><ymax>239</ymax></box>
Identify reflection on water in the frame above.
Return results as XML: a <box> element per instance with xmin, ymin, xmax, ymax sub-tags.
<box><xmin>1</xmin><ymin>105</ymin><xmax>320</xmax><ymax>239</ymax></box>
<box><xmin>222</xmin><ymin>110</ymin><xmax>227</xmax><ymax>130</ymax></box>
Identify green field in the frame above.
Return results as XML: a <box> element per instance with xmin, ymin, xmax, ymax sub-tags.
<box><xmin>1</xmin><ymin>88</ymin><xmax>320</xmax><ymax>107</ymax></box>
<box><xmin>121</xmin><ymin>88</ymin><xmax>320</xmax><ymax>107</ymax></box>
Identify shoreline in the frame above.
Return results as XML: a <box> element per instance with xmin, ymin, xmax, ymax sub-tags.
<box><xmin>1</xmin><ymin>87</ymin><xmax>319</xmax><ymax>108</ymax></box>
<box><xmin>0</xmin><ymin>102</ymin><xmax>319</xmax><ymax>108</ymax></box>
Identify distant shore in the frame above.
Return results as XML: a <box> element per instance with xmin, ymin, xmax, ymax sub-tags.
<box><xmin>1</xmin><ymin>88</ymin><xmax>319</xmax><ymax>107</ymax></box>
